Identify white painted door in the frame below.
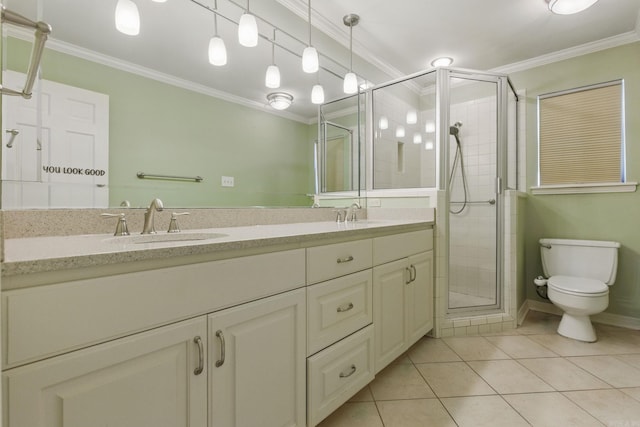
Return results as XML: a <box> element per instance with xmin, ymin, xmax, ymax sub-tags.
<box><xmin>2</xmin><ymin>317</ymin><xmax>208</xmax><ymax>427</ymax></box>
<box><xmin>2</xmin><ymin>70</ymin><xmax>109</xmax><ymax>208</ymax></box>
<box><xmin>373</xmin><ymin>258</ymin><xmax>408</xmax><ymax>373</ymax></box>
<box><xmin>406</xmin><ymin>251</ymin><xmax>434</xmax><ymax>346</ymax></box>
<box><xmin>209</xmin><ymin>288</ymin><xmax>306</xmax><ymax>427</ymax></box>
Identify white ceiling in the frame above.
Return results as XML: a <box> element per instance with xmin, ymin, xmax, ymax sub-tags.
<box><xmin>5</xmin><ymin>0</ymin><xmax>640</xmax><ymax>121</ymax></box>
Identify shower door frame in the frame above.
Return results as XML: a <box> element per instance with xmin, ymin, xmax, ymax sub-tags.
<box><xmin>438</xmin><ymin>68</ymin><xmax>510</xmax><ymax>315</ymax></box>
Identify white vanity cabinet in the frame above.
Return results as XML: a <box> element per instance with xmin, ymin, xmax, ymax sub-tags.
<box><xmin>306</xmin><ymin>240</ymin><xmax>375</xmax><ymax>427</ymax></box>
<box><xmin>372</xmin><ymin>230</ymin><xmax>434</xmax><ymax>373</ymax></box>
<box><xmin>208</xmin><ymin>288</ymin><xmax>306</xmax><ymax>427</ymax></box>
<box><xmin>2</xmin><ymin>317</ymin><xmax>208</xmax><ymax>427</ymax></box>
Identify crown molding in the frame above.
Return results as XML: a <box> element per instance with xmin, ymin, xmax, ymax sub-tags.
<box><xmin>5</xmin><ymin>27</ymin><xmax>310</xmax><ymax>124</ymax></box>
<box><xmin>492</xmin><ymin>31</ymin><xmax>640</xmax><ymax>75</ymax></box>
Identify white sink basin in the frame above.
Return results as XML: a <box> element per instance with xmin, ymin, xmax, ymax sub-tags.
<box><xmin>109</xmin><ymin>232</ymin><xmax>229</xmax><ymax>244</ymax></box>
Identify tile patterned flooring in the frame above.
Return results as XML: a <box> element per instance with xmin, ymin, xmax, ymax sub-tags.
<box><xmin>318</xmin><ymin>311</ymin><xmax>640</xmax><ymax>427</ymax></box>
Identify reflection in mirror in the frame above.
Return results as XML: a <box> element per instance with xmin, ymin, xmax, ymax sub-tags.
<box><xmin>1</xmin><ymin>3</ymin><xmax>319</xmax><ymax>209</ymax></box>
<box><xmin>317</xmin><ymin>93</ymin><xmax>364</xmax><ymax>195</ymax></box>
<box><xmin>372</xmin><ymin>71</ymin><xmax>437</xmax><ymax>189</ymax></box>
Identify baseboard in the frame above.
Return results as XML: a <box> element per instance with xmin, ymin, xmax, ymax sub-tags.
<box><xmin>525</xmin><ymin>299</ymin><xmax>640</xmax><ymax>330</ymax></box>
<box><xmin>517</xmin><ymin>300</ymin><xmax>530</xmax><ymax>326</ymax></box>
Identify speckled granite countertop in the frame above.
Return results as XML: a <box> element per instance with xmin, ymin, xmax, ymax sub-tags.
<box><xmin>2</xmin><ymin>219</ymin><xmax>433</xmax><ymax>279</ymax></box>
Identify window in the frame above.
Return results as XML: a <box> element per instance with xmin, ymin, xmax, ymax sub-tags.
<box><xmin>535</xmin><ymin>80</ymin><xmax>634</xmax><ymax>194</ymax></box>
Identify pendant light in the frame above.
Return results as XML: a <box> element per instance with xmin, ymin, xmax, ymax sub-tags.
<box><xmin>413</xmin><ymin>133</ymin><xmax>423</xmax><ymax>144</ymax></box>
<box><xmin>238</xmin><ymin>0</ymin><xmax>258</xmax><ymax>47</ymax></box>
<box><xmin>311</xmin><ymin>72</ymin><xmax>324</xmax><ymax>104</ymax></box>
<box><xmin>547</xmin><ymin>0</ymin><xmax>599</xmax><ymax>14</ymax></box>
<box><xmin>406</xmin><ymin>110</ymin><xmax>417</xmax><ymax>124</ymax></box>
<box><xmin>302</xmin><ymin>0</ymin><xmax>319</xmax><ymax>73</ymax></box>
<box><xmin>343</xmin><ymin>14</ymin><xmax>359</xmax><ymax>94</ymax></box>
<box><xmin>208</xmin><ymin>2</ymin><xmax>227</xmax><ymax>66</ymax></box>
<box><xmin>379</xmin><ymin>116</ymin><xmax>389</xmax><ymax>130</ymax></box>
<box><xmin>265</xmin><ymin>30</ymin><xmax>280</xmax><ymax>88</ymax></box>
<box><xmin>115</xmin><ymin>0</ymin><xmax>140</xmax><ymax>36</ymax></box>
<box><xmin>395</xmin><ymin>126</ymin><xmax>405</xmax><ymax>138</ymax></box>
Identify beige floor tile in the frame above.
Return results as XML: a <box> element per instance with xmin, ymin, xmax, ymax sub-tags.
<box><xmin>564</xmin><ymin>389</ymin><xmax>640</xmax><ymax>426</ymax></box>
<box><xmin>369</xmin><ymin>363</ymin><xmax>435</xmax><ymax>401</ymax></box>
<box><xmin>518</xmin><ymin>357</ymin><xmax>610</xmax><ymax>391</ymax></box>
<box><xmin>468</xmin><ymin>359</ymin><xmax>554</xmax><ymax>394</ymax></box>
<box><xmin>442</xmin><ymin>336</ymin><xmax>510</xmax><ymax>361</ymax></box>
<box><xmin>377</xmin><ymin>399</ymin><xmax>457</xmax><ymax>427</ymax></box>
<box><xmin>504</xmin><ymin>392</ymin><xmax>603</xmax><ymax>426</ymax></box>
<box><xmin>516</xmin><ymin>311</ymin><xmax>561</xmax><ymax>335</ymax></box>
<box><xmin>528</xmin><ymin>333</ymin><xmax>630</xmax><ymax>356</ymax></box>
<box><xmin>408</xmin><ymin>336</ymin><xmax>462</xmax><ymax>363</ymax></box>
<box><xmin>621</xmin><ymin>387</ymin><xmax>640</xmax><ymax>402</ymax></box>
<box><xmin>615</xmin><ymin>353</ymin><xmax>640</xmax><ymax>369</ymax></box>
<box><xmin>568</xmin><ymin>355</ymin><xmax>640</xmax><ymax>387</ymax></box>
<box><xmin>416</xmin><ymin>362</ymin><xmax>495</xmax><ymax>397</ymax></box>
<box><xmin>318</xmin><ymin>402</ymin><xmax>383</xmax><ymax>427</ymax></box>
<box><xmin>486</xmin><ymin>335</ymin><xmax>559</xmax><ymax>358</ymax></box>
<box><xmin>348</xmin><ymin>386</ymin><xmax>374</xmax><ymax>402</ymax></box>
<box><xmin>441</xmin><ymin>395</ymin><xmax>530</xmax><ymax>427</ymax></box>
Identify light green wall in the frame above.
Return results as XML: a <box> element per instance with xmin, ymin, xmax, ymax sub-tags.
<box><xmin>6</xmin><ymin>37</ymin><xmax>315</xmax><ymax>208</ymax></box>
<box><xmin>511</xmin><ymin>41</ymin><xmax>640</xmax><ymax>318</ymax></box>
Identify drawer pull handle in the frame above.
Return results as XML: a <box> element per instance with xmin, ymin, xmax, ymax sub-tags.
<box><xmin>337</xmin><ymin>302</ymin><xmax>354</xmax><ymax>313</ymax></box>
<box><xmin>405</xmin><ymin>267</ymin><xmax>412</xmax><ymax>284</ymax></box>
<box><xmin>337</xmin><ymin>255</ymin><xmax>354</xmax><ymax>264</ymax></box>
<box><xmin>215</xmin><ymin>330</ymin><xmax>226</xmax><ymax>367</ymax></box>
<box><xmin>193</xmin><ymin>336</ymin><xmax>204</xmax><ymax>375</ymax></box>
<box><xmin>339</xmin><ymin>364</ymin><xmax>357</xmax><ymax>378</ymax></box>
<box><xmin>410</xmin><ymin>265</ymin><xmax>417</xmax><ymax>282</ymax></box>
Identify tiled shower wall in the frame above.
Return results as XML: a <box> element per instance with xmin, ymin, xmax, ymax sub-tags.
<box><xmin>448</xmin><ymin>96</ymin><xmax>498</xmax><ymax>300</ymax></box>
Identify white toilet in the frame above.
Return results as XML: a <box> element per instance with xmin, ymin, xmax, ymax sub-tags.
<box><xmin>539</xmin><ymin>238</ymin><xmax>620</xmax><ymax>342</ymax></box>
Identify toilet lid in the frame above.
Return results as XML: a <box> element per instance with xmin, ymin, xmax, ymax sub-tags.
<box><xmin>548</xmin><ymin>275</ymin><xmax>608</xmax><ymax>296</ymax></box>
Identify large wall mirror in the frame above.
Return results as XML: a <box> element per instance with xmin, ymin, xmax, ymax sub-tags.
<box><xmin>1</xmin><ymin>0</ymin><xmax>343</xmax><ymax>210</ymax></box>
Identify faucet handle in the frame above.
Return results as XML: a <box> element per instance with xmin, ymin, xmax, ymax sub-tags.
<box><xmin>167</xmin><ymin>212</ymin><xmax>190</xmax><ymax>233</ymax></box>
<box><xmin>334</xmin><ymin>209</ymin><xmax>347</xmax><ymax>223</ymax></box>
<box><xmin>101</xmin><ymin>213</ymin><xmax>130</xmax><ymax>236</ymax></box>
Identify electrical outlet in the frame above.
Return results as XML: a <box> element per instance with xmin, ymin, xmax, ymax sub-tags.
<box><xmin>221</xmin><ymin>176</ymin><xmax>234</xmax><ymax>187</ymax></box>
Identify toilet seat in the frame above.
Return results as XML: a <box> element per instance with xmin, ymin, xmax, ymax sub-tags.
<box><xmin>548</xmin><ymin>275</ymin><xmax>608</xmax><ymax>297</ymax></box>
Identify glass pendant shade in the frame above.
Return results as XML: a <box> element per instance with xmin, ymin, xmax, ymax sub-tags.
<box><xmin>265</xmin><ymin>65</ymin><xmax>281</xmax><ymax>89</ymax></box>
<box><xmin>547</xmin><ymin>0</ymin><xmax>598</xmax><ymax>14</ymax></box>
<box><xmin>395</xmin><ymin>126</ymin><xmax>405</xmax><ymax>138</ymax></box>
<box><xmin>425</xmin><ymin>121</ymin><xmax>436</xmax><ymax>133</ymax></box>
<box><xmin>378</xmin><ymin>116</ymin><xmax>388</xmax><ymax>130</ymax></box>
<box><xmin>302</xmin><ymin>46</ymin><xmax>319</xmax><ymax>73</ymax></box>
<box><xmin>406</xmin><ymin>110</ymin><xmax>417</xmax><ymax>124</ymax></box>
<box><xmin>238</xmin><ymin>13</ymin><xmax>258</xmax><ymax>47</ymax></box>
<box><xmin>343</xmin><ymin>72</ymin><xmax>358</xmax><ymax>94</ymax></box>
<box><xmin>115</xmin><ymin>0</ymin><xmax>140</xmax><ymax>36</ymax></box>
<box><xmin>311</xmin><ymin>84</ymin><xmax>325</xmax><ymax>104</ymax></box>
<box><xmin>413</xmin><ymin>133</ymin><xmax>422</xmax><ymax>144</ymax></box>
<box><xmin>208</xmin><ymin>36</ymin><xmax>227</xmax><ymax>66</ymax></box>
<box><xmin>425</xmin><ymin>141</ymin><xmax>434</xmax><ymax>150</ymax></box>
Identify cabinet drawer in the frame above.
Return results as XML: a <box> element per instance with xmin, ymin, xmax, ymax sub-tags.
<box><xmin>373</xmin><ymin>229</ymin><xmax>433</xmax><ymax>265</ymax></box>
<box><xmin>307</xmin><ymin>325</ymin><xmax>374</xmax><ymax>427</ymax></box>
<box><xmin>307</xmin><ymin>270</ymin><xmax>372</xmax><ymax>356</ymax></box>
<box><xmin>307</xmin><ymin>239</ymin><xmax>372</xmax><ymax>284</ymax></box>
<box><xmin>3</xmin><ymin>249</ymin><xmax>305</xmax><ymax>368</ymax></box>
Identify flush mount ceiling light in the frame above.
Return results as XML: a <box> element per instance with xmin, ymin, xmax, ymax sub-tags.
<box><xmin>267</xmin><ymin>92</ymin><xmax>293</xmax><ymax>110</ymax></box>
<box><xmin>115</xmin><ymin>0</ymin><xmax>140</xmax><ymax>36</ymax></box>
<box><xmin>343</xmin><ymin>14</ymin><xmax>359</xmax><ymax>94</ymax></box>
<box><xmin>431</xmin><ymin>57</ymin><xmax>453</xmax><ymax>67</ymax></box>
<box><xmin>302</xmin><ymin>0</ymin><xmax>319</xmax><ymax>73</ymax></box>
<box><xmin>238</xmin><ymin>0</ymin><xmax>258</xmax><ymax>47</ymax></box>
<box><xmin>547</xmin><ymin>0</ymin><xmax>599</xmax><ymax>14</ymax></box>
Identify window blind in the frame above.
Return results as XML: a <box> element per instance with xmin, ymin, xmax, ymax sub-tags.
<box><xmin>539</xmin><ymin>82</ymin><xmax>622</xmax><ymax>185</ymax></box>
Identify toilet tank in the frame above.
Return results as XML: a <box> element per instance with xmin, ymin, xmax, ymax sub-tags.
<box><xmin>540</xmin><ymin>238</ymin><xmax>620</xmax><ymax>285</ymax></box>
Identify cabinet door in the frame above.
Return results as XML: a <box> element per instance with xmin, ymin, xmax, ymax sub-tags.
<box><xmin>373</xmin><ymin>258</ymin><xmax>408</xmax><ymax>373</ymax></box>
<box><xmin>209</xmin><ymin>288</ymin><xmax>306</xmax><ymax>427</ymax></box>
<box><xmin>406</xmin><ymin>251</ymin><xmax>434</xmax><ymax>346</ymax></box>
<box><xmin>3</xmin><ymin>317</ymin><xmax>207</xmax><ymax>427</ymax></box>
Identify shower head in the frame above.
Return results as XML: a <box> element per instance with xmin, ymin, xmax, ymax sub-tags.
<box><xmin>449</xmin><ymin>122</ymin><xmax>462</xmax><ymax>136</ymax></box>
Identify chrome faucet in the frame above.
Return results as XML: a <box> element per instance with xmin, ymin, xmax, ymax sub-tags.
<box><xmin>141</xmin><ymin>198</ymin><xmax>164</xmax><ymax>234</ymax></box>
<box><xmin>346</xmin><ymin>202</ymin><xmax>361</xmax><ymax>222</ymax></box>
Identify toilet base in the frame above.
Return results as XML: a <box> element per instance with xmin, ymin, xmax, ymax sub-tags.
<box><xmin>557</xmin><ymin>313</ymin><xmax>597</xmax><ymax>342</ymax></box>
